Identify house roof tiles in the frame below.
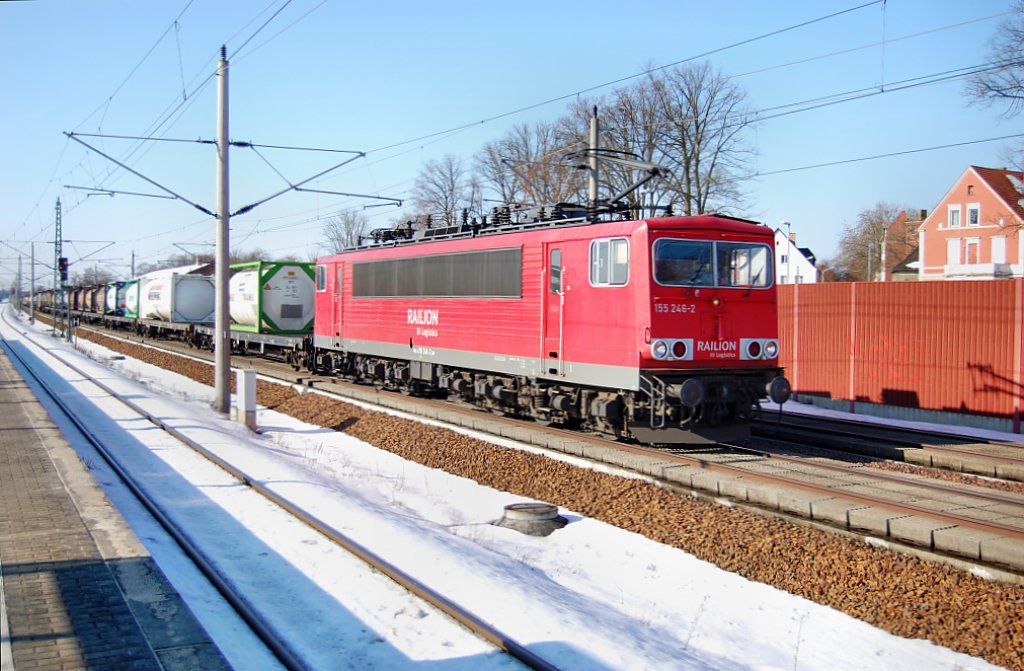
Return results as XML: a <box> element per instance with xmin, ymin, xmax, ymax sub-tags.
<box><xmin>971</xmin><ymin>165</ymin><xmax>1024</xmax><ymax>222</ymax></box>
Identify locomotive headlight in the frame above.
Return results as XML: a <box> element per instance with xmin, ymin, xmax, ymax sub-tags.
<box><xmin>764</xmin><ymin>340</ymin><xmax>779</xmax><ymax>359</ymax></box>
<box><xmin>652</xmin><ymin>340</ymin><xmax>669</xmax><ymax>360</ymax></box>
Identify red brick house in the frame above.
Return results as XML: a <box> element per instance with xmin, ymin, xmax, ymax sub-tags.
<box><xmin>918</xmin><ymin>166</ymin><xmax>1024</xmax><ymax>280</ymax></box>
<box><xmin>882</xmin><ymin>209</ymin><xmax>926</xmax><ymax>281</ymax></box>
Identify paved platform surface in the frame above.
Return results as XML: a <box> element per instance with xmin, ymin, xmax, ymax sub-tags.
<box><xmin>0</xmin><ymin>347</ymin><xmax>231</xmax><ymax>670</ymax></box>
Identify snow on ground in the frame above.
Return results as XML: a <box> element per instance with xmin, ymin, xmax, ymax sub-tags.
<box><xmin>0</xmin><ymin>305</ymin><xmax>1010</xmax><ymax>671</ymax></box>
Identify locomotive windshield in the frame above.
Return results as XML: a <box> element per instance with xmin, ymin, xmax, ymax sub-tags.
<box><xmin>654</xmin><ymin>239</ymin><xmax>773</xmax><ymax>288</ymax></box>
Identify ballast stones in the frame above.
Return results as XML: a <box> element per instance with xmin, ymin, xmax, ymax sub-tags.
<box><xmin>494</xmin><ymin>502</ymin><xmax>567</xmax><ymax>536</ymax></box>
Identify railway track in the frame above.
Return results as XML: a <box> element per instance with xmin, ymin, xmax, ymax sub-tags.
<box><xmin>753</xmin><ymin>412</ymin><xmax>1024</xmax><ymax>481</ymax></box>
<box><xmin>68</xmin><ymin>316</ymin><xmax>1024</xmax><ymax>580</ymax></box>
<box><xmin>1</xmin><ymin>307</ymin><xmax>558</xmax><ymax>671</ymax></box>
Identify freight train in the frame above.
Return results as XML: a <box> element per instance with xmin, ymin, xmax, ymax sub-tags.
<box><xmin>27</xmin><ymin>212</ymin><xmax>790</xmax><ymax>444</ymax></box>
<box><xmin>31</xmin><ymin>261</ymin><xmax>315</xmax><ymax>364</ymax></box>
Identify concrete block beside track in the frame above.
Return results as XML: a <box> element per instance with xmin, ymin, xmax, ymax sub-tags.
<box><xmin>717</xmin><ymin>476</ymin><xmax>755</xmax><ymax>502</ymax></box>
<box><xmin>744</xmin><ymin>482</ymin><xmax>804</xmax><ymax>510</ymax></box>
<box><xmin>932</xmin><ymin>526</ymin><xmax>996</xmax><ymax>561</ymax></box>
<box><xmin>996</xmin><ymin>462</ymin><xmax>1024</xmax><ymax>481</ymax></box>
<box><xmin>807</xmin><ymin>498</ymin><xmax>872</xmax><ymax>528</ymax></box>
<box><xmin>887</xmin><ymin>515</ymin><xmax>959</xmax><ymax>547</ymax></box>
<box><xmin>977</xmin><ymin>535</ymin><xmax>1024</xmax><ymax>569</ymax></box>
<box><xmin>845</xmin><ymin>506</ymin><xmax>915</xmax><ymax>538</ymax></box>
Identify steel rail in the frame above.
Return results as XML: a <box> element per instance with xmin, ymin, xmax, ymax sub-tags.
<box><xmin>0</xmin><ymin>321</ymin><xmax>304</xmax><ymax>671</ymax></box>
<box><xmin>755</xmin><ymin>414</ymin><xmax>1024</xmax><ymax>473</ymax></box>
<box><xmin>3</xmin><ymin>307</ymin><xmax>561</xmax><ymax>671</ymax></box>
<box><xmin>757</xmin><ymin>413</ymin><xmax>1024</xmax><ymax>460</ymax></box>
<box><xmin>656</xmin><ymin>441</ymin><xmax>1024</xmax><ymax>542</ymax></box>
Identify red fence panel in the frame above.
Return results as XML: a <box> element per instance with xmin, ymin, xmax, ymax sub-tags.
<box><xmin>779</xmin><ymin>280</ymin><xmax>1024</xmax><ymax>429</ymax></box>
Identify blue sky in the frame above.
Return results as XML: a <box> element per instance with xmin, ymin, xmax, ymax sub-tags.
<box><xmin>2</xmin><ymin>0</ymin><xmax>1019</xmax><ymax>288</ymax></box>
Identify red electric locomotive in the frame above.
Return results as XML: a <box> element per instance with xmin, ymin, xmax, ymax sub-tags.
<box><xmin>310</xmin><ymin>213</ymin><xmax>790</xmax><ymax>444</ymax></box>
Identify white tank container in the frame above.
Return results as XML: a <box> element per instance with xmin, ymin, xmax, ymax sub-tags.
<box><xmin>105</xmin><ymin>282</ymin><xmax>126</xmax><ymax>315</ymax></box>
<box><xmin>140</xmin><ymin>272</ymin><xmax>215</xmax><ymax>322</ymax></box>
<box><xmin>123</xmin><ymin>279</ymin><xmax>140</xmax><ymax>318</ymax></box>
<box><xmin>229</xmin><ymin>261</ymin><xmax>315</xmax><ymax>333</ymax></box>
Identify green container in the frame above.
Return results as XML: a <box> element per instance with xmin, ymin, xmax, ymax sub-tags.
<box><xmin>122</xmin><ymin>279</ymin><xmax>141</xmax><ymax>319</ymax></box>
<box><xmin>229</xmin><ymin>261</ymin><xmax>315</xmax><ymax>334</ymax></box>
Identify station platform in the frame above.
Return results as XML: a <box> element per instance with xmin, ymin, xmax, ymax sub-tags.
<box><xmin>0</xmin><ymin>347</ymin><xmax>230</xmax><ymax>670</ymax></box>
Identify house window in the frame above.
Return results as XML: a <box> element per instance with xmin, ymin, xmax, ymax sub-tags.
<box><xmin>967</xmin><ymin>184</ymin><xmax>974</xmax><ymax>195</ymax></box>
<box><xmin>590</xmin><ymin>238</ymin><xmax>630</xmax><ymax>286</ymax></box>
<box><xmin>946</xmin><ymin>238</ymin><xmax>961</xmax><ymax>265</ymax></box>
<box><xmin>993</xmin><ymin>236</ymin><xmax>1007</xmax><ymax>264</ymax></box>
<box><xmin>967</xmin><ymin>204</ymin><xmax>980</xmax><ymax>227</ymax></box>
<box><xmin>948</xmin><ymin>205</ymin><xmax>961</xmax><ymax>228</ymax></box>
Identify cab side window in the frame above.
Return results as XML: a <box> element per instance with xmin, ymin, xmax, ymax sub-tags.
<box><xmin>550</xmin><ymin>249</ymin><xmax>562</xmax><ymax>294</ymax></box>
<box><xmin>589</xmin><ymin>238</ymin><xmax>629</xmax><ymax>287</ymax></box>
<box><xmin>315</xmin><ymin>265</ymin><xmax>327</xmax><ymax>292</ymax></box>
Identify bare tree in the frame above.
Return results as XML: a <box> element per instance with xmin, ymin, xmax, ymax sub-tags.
<box><xmin>652</xmin><ymin>61</ymin><xmax>755</xmax><ymax>215</ymax></box>
<box><xmin>553</xmin><ymin>62</ymin><xmax>754</xmax><ymax>217</ymax></box>
<box><xmin>476</xmin><ymin>136</ymin><xmax>525</xmax><ymax>206</ymax></box>
<box><xmin>602</xmin><ymin>76</ymin><xmax>668</xmax><ymax>216</ymax></box>
<box><xmin>136</xmin><ymin>252</ymin><xmax>213</xmax><ymax>275</ymax></box>
<box><xmin>560</xmin><ymin>96</ymin><xmax>650</xmax><ymax>211</ymax></box>
<box><xmin>322</xmin><ymin>210</ymin><xmax>369</xmax><ymax>252</ymax></box>
<box><xmin>230</xmin><ymin>247</ymin><xmax>269</xmax><ymax>264</ymax></box>
<box><xmin>832</xmin><ymin>202</ymin><xmax>908</xmax><ymax>281</ymax></box>
<box><xmin>475</xmin><ymin>122</ymin><xmax>583</xmax><ymax>209</ymax></box>
<box><xmin>70</xmin><ymin>266</ymin><xmax>115</xmax><ymax>286</ymax></box>
<box><xmin>413</xmin><ymin>154</ymin><xmax>477</xmax><ymax>224</ymax></box>
<box><xmin>968</xmin><ymin>1</ymin><xmax>1024</xmax><ymax>115</ymax></box>
<box><xmin>815</xmin><ymin>258</ymin><xmax>856</xmax><ymax>283</ymax></box>
<box><xmin>967</xmin><ymin>1</ymin><xmax>1024</xmax><ymax>167</ymax></box>
<box><xmin>511</xmin><ymin>121</ymin><xmax>584</xmax><ymax>205</ymax></box>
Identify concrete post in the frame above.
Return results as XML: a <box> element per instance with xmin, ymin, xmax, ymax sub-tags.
<box><xmin>236</xmin><ymin>368</ymin><xmax>257</xmax><ymax>431</ymax></box>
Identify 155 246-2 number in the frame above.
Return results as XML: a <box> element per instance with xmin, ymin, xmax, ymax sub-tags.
<box><xmin>654</xmin><ymin>302</ymin><xmax>697</xmax><ymax>314</ymax></box>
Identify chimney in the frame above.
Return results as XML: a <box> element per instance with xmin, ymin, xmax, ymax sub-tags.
<box><xmin>788</xmin><ymin>232</ymin><xmax>797</xmax><ymax>244</ymax></box>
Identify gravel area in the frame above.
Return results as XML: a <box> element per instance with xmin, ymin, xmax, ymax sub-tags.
<box><xmin>77</xmin><ymin>329</ymin><xmax>1024</xmax><ymax>670</ymax></box>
